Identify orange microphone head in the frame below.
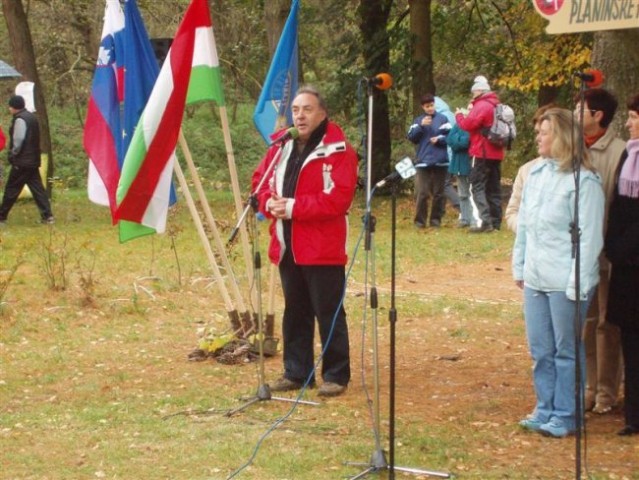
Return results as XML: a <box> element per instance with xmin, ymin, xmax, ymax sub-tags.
<box><xmin>374</xmin><ymin>73</ymin><xmax>393</xmax><ymax>90</ymax></box>
<box><xmin>585</xmin><ymin>69</ymin><xmax>604</xmax><ymax>88</ymax></box>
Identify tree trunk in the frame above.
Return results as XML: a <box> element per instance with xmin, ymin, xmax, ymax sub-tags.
<box><xmin>264</xmin><ymin>0</ymin><xmax>291</xmax><ymax>57</ymax></box>
<box><xmin>358</xmin><ymin>0</ymin><xmax>392</xmax><ymax>185</ymax></box>
<box><xmin>409</xmin><ymin>0</ymin><xmax>434</xmax><ymax>114</ymax></box>
<box><xmin>2</xmin><ymin>0</ymin><xmax>54</xmax><ymax>196</ymax></box>
<box><xmin>591</xmin><ymin>29</ymin><xmax>639</xmax><ymax>140</ymax></box>
<box><xmin>537</xmin><ymin>85</ymin><xmax>560</xmax><ymax>108</ymax></box>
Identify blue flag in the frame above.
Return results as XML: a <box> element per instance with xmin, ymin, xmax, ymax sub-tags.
<box><xmin>122</xmin><ymin>0</ymin><xmax>159</xmax><ymax>163</ymax></box>
<box><xmin>253</xmin><ymin>0</ymin><xmax>299</xmax><ymax>143</ymax></box>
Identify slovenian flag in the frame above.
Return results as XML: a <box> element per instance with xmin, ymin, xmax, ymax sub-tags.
<box><xmin>253</xmin><ymin>0</ymin><xmax>299</xmax><ymax>143</ymax></box>
<box><xmin>115</xmin><ymin>0</ymin><xmax>225</xmax><ymax>242</ymax></box>
<box><xmin>84</xmin><ymin>0</ymin><xmax>124</xmax><ymax>218</ymax></box>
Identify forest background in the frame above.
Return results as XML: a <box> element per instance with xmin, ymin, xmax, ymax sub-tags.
<box><xmin>1</xmin><ymin>2</ymin><xmax>639</xmax><ymax>479</ymax></box>
<box><xmin>0</xmin><ymin>0</ymin><xmax>638</xmax><ymax>194</ymax></box>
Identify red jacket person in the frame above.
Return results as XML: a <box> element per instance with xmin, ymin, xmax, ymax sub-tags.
<box><xmin>252</xmin><ymin>86</ymin><xmax>358</xmax><ymax>397</ymax></box>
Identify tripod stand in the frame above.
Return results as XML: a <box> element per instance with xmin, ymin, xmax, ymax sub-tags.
<box><xmin>571</xmin><ymin>75</ymin><xmax>589</xmax><ymax>480</ymax></box>
<box><xmin>346</xmin><ymin>79</ymin><xmax>449</xmax><ymax>479</ymax></box>
<box><xmin>225</xmin><ymin>148</ymin><xmax>319</xmax><ymax>417</ymax></box>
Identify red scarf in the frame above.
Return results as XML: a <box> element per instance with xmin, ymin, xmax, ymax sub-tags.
<box><xmin>584</xmin><ymin>130</ymin><xmax>606</xmax><ymax>148</ymax></box>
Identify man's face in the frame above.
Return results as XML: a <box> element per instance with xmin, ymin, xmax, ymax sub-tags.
<box><xmin>421</xmin><ymin>102</ymin><xmax>436</xmax><ymax>116</ymax></box>
<box><xmin>574</xmin><ymin>101</ymin><xmax>601</xmax><ymax>134</ymax></box>
<box><xmin>292</xmin><ymin>93</ymin><xmax>327</xmax><ymax>142</ymax></box>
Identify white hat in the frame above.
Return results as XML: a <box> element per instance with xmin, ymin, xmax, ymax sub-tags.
<box><xmin>471</xmin><ymin>75</ymin><xmax>491</xmax><ymax>92</ymax></box>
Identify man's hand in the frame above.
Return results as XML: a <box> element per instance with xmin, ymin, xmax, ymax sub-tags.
<box><xmin>268</xmin><ymin>194</ymin><xmax>290</xmax><ymax>219</ymax></box>
<box><xmin>420</xmin><ymin>115</ymin><xmax>433</xmax><ymax>127</ymax></box>
<box><xmin>515</xmin><ymin>280</ymin><xmax>524</xmax><ymax>290</ymax></box>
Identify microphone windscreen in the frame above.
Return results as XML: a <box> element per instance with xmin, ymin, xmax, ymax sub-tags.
<box><xmin>585</xmin><ymin>69</ymin><xmax>604</xmax><ymax>88</ymax></box>
<box><xmin>288</xmin><ymin>127</ymin><xmax>299</xmax><ymax>139</ymax></box>
<box><xmin>375</xmin><ymin>73</ymin><xmax>393</xmax><ymax>91</ymax></box>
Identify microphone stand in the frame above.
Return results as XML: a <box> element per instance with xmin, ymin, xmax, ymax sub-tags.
<box><xmin>571</xmin><ymin>77</ymin><xmax>587</xmax><ymax>480</ymax></box>
<box><xmin>225</xmin><ymin>144</ymin><xmax>319</xmax><ymax>417</ymax></box>
<box><xmin>345</xmin><ymin>80</ymin><xmax>449</xmax><ymax>480</ymax></box>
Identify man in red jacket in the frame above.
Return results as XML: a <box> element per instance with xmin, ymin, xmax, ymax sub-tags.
<box><xmin>455</xmin><ymin>76</ymin><xmax>505</xmax><ymax>232</ymax></box>
<box><xmin>252</xmin><ymin>86</ymin><xmax>358</xmax><ymax>397</ymax></box>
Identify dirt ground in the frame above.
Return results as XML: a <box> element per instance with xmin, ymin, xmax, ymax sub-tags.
<box><xmin>2</xmin><ymin>213</ymin><xmax>638</xmax><ymax>479</ymax></box>
<box><xmin>319</xmin><ymin>258</ymin><xmax>639</xmax><ymax>479</ymax></box>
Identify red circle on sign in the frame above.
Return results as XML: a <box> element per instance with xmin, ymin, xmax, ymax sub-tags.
<box><xmin>536</xmin><ymin>0</ymin><xmax>564</xmax><ymax>15</ymax></box>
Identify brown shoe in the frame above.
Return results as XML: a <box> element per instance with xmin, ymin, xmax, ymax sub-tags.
<box><xmin>592</xmin><ymin>403</ymin><xmax>613</xmax><ymax>414</ymax></box>
<box><xmin>318</xmin><ymin>382</ymin><xmax>347</xmax><ymax>397</ymax></box>
<box><xmin>270</xmin><ymin>377</ymin><xmax>302</xmax><ymax>392</ymax></box>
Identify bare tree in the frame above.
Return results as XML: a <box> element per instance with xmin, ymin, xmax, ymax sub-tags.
<box><xmin>264</xmin><ymin>0</ymin><xmax>290</xmax><ymax>57</ymax></box>
<box><xmin>2</xmin><ymin>0</ymin><xmax>54</xmax><ymax>196</ymax></box>
<box><xmin>358</xmin><ymin>0</ymin><xmax>392</xmax><ymax>184</ymax></box>
<box><xmin>409</xmin><ymin>0</ymin><xmax>434</xmax><ymax>114</ymax></box>
<box><xmin>591</xmin><ymin>29</ymin><xmax>639</xmax><ymax>139</ymax></box>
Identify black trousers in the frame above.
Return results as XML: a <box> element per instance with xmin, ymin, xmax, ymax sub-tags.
<box><xmin>278</xmin><ymin>249</ymin><xmax>350</xmax><ymax>386</ymax></box>
<box><xmin>469</xmin><ymin>158</ymin><xmax>502</xmax><ymax>229</ymax></box>
<box><xmin>414</xmin><ymin>166</ymin><xmax>447</xmax><ymax>226</ymax></box>
<box><xmin>0</xmin><ymin>165</ymin><xmax>52</xmax><ymax>221</ymax></box>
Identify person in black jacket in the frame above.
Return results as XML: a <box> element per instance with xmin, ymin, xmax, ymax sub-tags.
<box><xmin>0</xmin><ymin>95</ymin><xmax>54</xmax><ymax>226</ymax></box>
<box><xmin>605</xmin><ymin>93</ymin><xmax>639</xmax><ymax>436</ymax></box>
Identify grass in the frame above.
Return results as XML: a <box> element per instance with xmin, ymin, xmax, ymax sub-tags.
<box><xmin>1</xmin><ymin>190</ymin><xmax>638</xmax><ymax>480</ymax></box>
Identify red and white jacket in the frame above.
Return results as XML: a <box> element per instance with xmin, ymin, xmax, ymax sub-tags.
<box><xmin>252</xmin><ymin>122</ymin><xmax>358</xmax><ymax>266</ymax></box>
<box><xmin>455</xmin><ymin>91</ymin><xmax>505</xmax><ymax>161</ymax></box>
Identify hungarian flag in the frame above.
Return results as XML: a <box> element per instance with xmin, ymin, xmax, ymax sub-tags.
<box><xmin>84</xmin><ymin>0</ymin><xmax>124</xmax><ymax>217</ymax></box>
<box><xmin>115</xmin><ymin>0</ymin><xmax>225</xmax><ymax>242</ymax></box>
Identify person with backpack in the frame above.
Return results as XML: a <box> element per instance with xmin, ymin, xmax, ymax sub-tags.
<box><xmin>455</xmin><ymin>75</ymin><xmax>506</xmax><ymax>232</ymax></box>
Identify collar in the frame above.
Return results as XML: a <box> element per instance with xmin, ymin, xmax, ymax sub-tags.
<box><xmin>584</xmin><ymin>129</ymin><xmax>606</xmax><ymax>148</ymax></box>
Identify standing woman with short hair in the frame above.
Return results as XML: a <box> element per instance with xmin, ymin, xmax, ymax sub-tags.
<box><xmin>605</xmin><ymin>93</ymin><xmax>639</xmax><ymax>436</ymax></box>
<box><xmin>513</xmin><ymin>108</ymin><xmax>605</xmax><ymax>438</ymax></box>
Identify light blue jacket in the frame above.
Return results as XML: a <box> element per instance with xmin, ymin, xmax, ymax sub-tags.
<box><xmin>512</xmin><ymin>159</ymin><xmax>604</xmax><ymax>301</ymax></box>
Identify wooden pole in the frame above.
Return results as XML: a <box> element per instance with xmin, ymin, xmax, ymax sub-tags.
<box><xmin>218</xmin><ymin>105</ymin><xmax>254</xmax><ymax>289</ymax></box>
<box><xmin>178</xmin><ymin>130</ymin><xmax>248</xmax><ymax>314</ymax></box>
<box><xmin>172</xmin><ymin>158</ymin><xmax>235</xmax><ymax>313</ymax></box>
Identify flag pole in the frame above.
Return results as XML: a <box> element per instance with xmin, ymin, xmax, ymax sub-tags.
<box><xmin>172</xmin><ymin>154</ymin><xmax>244</xmax><ymax>336</ymax></box>
<box><xmin>218</xmin><ymin>106</ymin><xmax>255</xmax><ymax>293</ymax></box>
<box><xmin>178</xmin><ymin>130</ymin><xmax>254</xmax><ymax>336</ymax></box>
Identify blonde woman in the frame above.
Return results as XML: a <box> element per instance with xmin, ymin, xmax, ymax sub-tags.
<box><xmin>513</xmin><ymin>108</ymin><xmax>604</xmax><ymax>437</ymax></box>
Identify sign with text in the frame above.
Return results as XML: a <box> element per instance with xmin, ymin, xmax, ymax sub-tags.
<box><xmin>532</xmin><ymin>0</ymin><xmax>639</xmax><ymax>33</ymax></box>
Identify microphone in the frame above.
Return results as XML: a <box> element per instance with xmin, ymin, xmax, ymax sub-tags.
<box><xmin>375</xmin><ymin>157</ymin><xmax>416</xmax><ymax>188</ymax></box>
<box><xmin>366</xmin><ymin>73</ymin><xmax>393</xmax><ymax>91</ymax></box>
<box><xmin>269</xmin><ymin>127</ymin><xmax>299</xmax><ymax>146</ymax></box>
<box><xmin>573</xmin><ymin>69</ymin><xmax>604</xmax><ymax>88</ymax></box>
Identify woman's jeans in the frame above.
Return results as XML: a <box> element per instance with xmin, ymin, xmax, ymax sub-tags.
<box><xmin>523</xmin><ymin>286</ymin><xmax>595</xmax><ymax>430</ymax></box>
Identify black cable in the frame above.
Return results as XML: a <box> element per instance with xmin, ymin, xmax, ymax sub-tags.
<box><xmin>226</xmin><ymin>209</ymin><xmax>368</xmax><ymax>479</ymax></box>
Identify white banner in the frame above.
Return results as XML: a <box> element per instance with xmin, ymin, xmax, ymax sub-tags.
<box><xmin>532</xmin><ymin>0</ymin><xmax>639</xmax><ymax>34</ymax></box>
